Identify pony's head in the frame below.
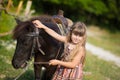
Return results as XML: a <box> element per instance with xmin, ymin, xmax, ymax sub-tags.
<box><xmin>12</xmin><ymin>21</ymin><xmax>35</xmax><ymax>69</ymax></box>
<box><xmin>12</xmin><ymin>15</ymin><xmax>56</xmax><ymax>69</ymax></box>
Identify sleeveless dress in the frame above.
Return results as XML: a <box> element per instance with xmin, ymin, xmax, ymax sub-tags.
<box><xmin>52</xmin><ymin>43</ymin><xmax>83</xmax><ymax>80</ymax></box>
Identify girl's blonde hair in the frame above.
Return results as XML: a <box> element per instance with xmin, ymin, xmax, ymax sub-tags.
<box><xmin>66</xmin><ymin>21</ymin><xmax>87</xmax><ymax>65</ymax></box>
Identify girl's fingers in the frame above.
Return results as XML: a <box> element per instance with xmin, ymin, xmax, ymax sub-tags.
<box><xmin>33</xmin><ymin>23</ymin><xmax>38</xmax><ymax>26</ymax></box>
<box><xmin>49</xmin><ymin>62</ymin><xmax>51</xmax><ymax>65</ymax></box>
<box><xmin>49</xmin><ymin>60</ymin><xmax>54</xmax><ymax>65</ymax></box>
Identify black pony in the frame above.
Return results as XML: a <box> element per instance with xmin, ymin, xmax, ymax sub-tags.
<box><xmin>12</xmin><ymin>15</ymin><xmax>65</xmax><ymax>80</ymax></box>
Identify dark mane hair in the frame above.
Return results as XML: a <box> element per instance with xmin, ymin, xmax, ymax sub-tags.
<box><xmin>12</xmin><ymin>15</ymin><xmax>56</xmax><ymax>39</ymax></box>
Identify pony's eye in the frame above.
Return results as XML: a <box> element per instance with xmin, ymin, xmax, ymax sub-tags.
<box><xmin>23</xmin><ymin>37</ymin><xmax>32</xmax><ymax>45</ymax></box>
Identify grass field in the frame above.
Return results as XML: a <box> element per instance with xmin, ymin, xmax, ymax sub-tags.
<box><xmin>83</xmin><ymin>51</ymin><xmax>120</xmax><ymax>80</ymax></box>
<box><xmin>0</xmin><ymin>40</ymin><xmax>120</xmax><ymax>80</ymax></box>
<box><xmin>0</xmin><ymin>39</ymin><xmax>34</xmax><ymax>80</ymax></box>
<box><xmin>0</xmin><ymin>13</ymin><xmax>120</xmax><ymax>80</ymax></box>
<box><xmin>87</xmin><ymin>26</ymin><xmax>120</xmax><ymax>56</ymax></box>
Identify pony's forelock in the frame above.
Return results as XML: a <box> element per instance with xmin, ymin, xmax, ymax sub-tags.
<box><xmin>12</xmin><ymin>21</ymin><xmax>33</xmax><ymax>39</ymax></box>
<box><xmin>12</xmin><ymin>15</ymin><xmax>56</xmax><ymax>39</ymax></box>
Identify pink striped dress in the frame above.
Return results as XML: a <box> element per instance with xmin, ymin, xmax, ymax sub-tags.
<box><xmin>52</xmin><ymin>43</ymin><xmax>83</xmax><ymax>80</ymax></box>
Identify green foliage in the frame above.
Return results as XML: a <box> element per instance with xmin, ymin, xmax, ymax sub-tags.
<box><xmin>1</xmin><ymin>0</ymin><xmax>120</xmax><ymax>31</ymax></box>
<box><xmin>48</xmin><ymin>0</ymin><xmax>60</xmax><ymax>4</ymax></box>
<box><xmin>31</xmin><ymin>0</ymin><xmax>120</xmax><ymax>31</ymax></box>
<box><xmin>78</xmin><ymin>0</ymin><xmax>108</xmax><ymax>15</ymax></box>
<box><xmin>0</xmin><ymin>11</ymin><xmax>16</xmax><ymax>33</ymax></box>
<box><xmin>106</xmin><ymin>0</ymin><xmax>119</xmax><ymax>19</ymax></box>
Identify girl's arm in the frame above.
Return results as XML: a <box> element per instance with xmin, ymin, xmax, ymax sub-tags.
<box><xmin>49</xmin><ymin>47</ymin><xmax>84</xmax><ymax>68</ymax></box>
<box><xmin>33</xmin><ymin>20</ymin><xmax>67</xmax><ymax>43</ymax></box>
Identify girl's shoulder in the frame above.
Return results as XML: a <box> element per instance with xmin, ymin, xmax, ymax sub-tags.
<box><xmin>64</xmin><ymin>42</ymin><xmax>70</xmax><ymax>47</ymax></box>
<box><xmin>77</xmin><ymin>46</ymin><xmax>85</xmax><ymax>56</ymax></box>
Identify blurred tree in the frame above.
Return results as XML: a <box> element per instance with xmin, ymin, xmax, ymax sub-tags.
<box><xmin>3</xmin><ymin>0</ymin><xmax>119</xmax><ymax>31</ymax></box>
<box><xmin>6</xmin><ymin>0</ymin><xmax>13</xmax><ymax>11</ymax></box>
<box><xmin>15</xmin><ymin>0</ymin><xmax>23</xmax><ymax>16</ymax></box>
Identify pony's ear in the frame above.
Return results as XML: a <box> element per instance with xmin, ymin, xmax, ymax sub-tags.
<box><xmin>15</xmin><ymin>18</ymin><xmax>23</xmax><ymax>24</ymax></box>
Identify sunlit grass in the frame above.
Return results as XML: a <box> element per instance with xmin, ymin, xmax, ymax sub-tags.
<box><xmin>83</xmin><ymin>51</ymin><xmax>120</xmax><ymax>80</ymax></box>
<box><xmin>0</xmin><ymin>44</ymin><xmax>34</xmax><ymax>80</ymax></box>
<box><xmin>0</xmin><ymin>37</ymin><xmax>120</xmax><ymax>80</ymax></box>
<box><xmin>0</xmin><ymin>43</ymin><xmax>120</xmax><ymax>80</ymax></box>
<box><xmin>87</xmin><ymin>26</ymin><xmax>120</xmax><ymax>56</ymax></box>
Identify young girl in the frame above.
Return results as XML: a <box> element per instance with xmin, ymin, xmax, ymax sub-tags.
<box><xmin>33</xmin><ymin>20</ymin><xmax>87</xmax><ymax>80</ymax></box>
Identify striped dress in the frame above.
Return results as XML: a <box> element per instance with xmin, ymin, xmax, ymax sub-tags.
<box><xmin>52</xmin><ymin>43</ymin><xmax>83</xmax><ymax>80</ymax></box>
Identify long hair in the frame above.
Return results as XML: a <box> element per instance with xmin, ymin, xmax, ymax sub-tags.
<box><xmin>66</xmin><ymin>21</ymin><xmax>87</xmax><ymax>65</ymax></box>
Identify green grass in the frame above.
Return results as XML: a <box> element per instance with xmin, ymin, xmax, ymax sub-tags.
<box><xmin>0</xmin><ymin>43</ymin><xmax>120</xmax><ymax>80</ymax></box>
<box><xmin>0</xmin><ymin>43</ymin><xmax>34</xmax><ymax>80</ymax></box>
<box><xmin>0</xmin><ymin>34</ymin><xmax>13</xmax><ymax>41</ymax></box>
<box><xmin>83</xmin><ymin>51</ymin><xmax>120</xmax><ymax>80</ymax></box>
<box><xmin>87</xmin><ymin>26</ymin><xmax>120</xmax><ymax>56</ymax></box>
<box><xmin>0</xmin><ymin>44</ymin><xmax>120</xmax><ymax>80</ymax></box>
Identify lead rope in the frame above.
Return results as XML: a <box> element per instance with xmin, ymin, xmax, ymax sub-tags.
<box><xmin>14</xmin><ymin>67</ymin><xmax>28</xmax><ymax>80</ymax></box>
<box><xmin>14</xmin><ymin>61</ymin><xmax>32</xmax><ymax>80</ymax></box>
<box><xmin>55</xmin><ymin>46</ymin><xmax>61</xmax><ymax>59</ymax></box>
<box><xmin>34</xmin><ymin>46</ymin><xmax>61</xmax><ymax>64</ymax></box>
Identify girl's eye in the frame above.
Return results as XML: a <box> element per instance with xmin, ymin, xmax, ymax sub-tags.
<box><xmin>78</xmin><ymin>34</ymin><xmax>83</xmax><ymax>37</ymax></box>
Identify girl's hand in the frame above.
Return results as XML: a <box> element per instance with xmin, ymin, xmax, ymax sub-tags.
<box><xmin>32</xmin><ymin>20</ymin><xmax>45</xmax><ymax>28</ymax></box>
<box><xmin>49</xmin><ymin>59</ymin><xmax>60</xmax><ymax>66</ymax></box>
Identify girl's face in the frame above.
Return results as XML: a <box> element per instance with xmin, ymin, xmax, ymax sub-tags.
<box><xmin>71</xmin><ymin>33</ymin><xmax>83</xmax><ymax>44</ymax></box>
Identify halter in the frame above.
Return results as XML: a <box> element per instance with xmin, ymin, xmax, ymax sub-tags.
<box><xmin>26</xmin><ymin>26</ymin><xmax>62</xmax><ymax>63</ymax></box>
<box><xmin>26</xmin><ymin>27</ymin><xmax>45</xmax><ymax>60</ymax></box>
<box><xmin>31</xmin><ymin>24</ymin><xmax>63</xmax><ymax>64</ymax></box>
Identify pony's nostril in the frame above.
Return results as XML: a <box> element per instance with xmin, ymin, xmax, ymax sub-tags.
<box><xmin>15</xmin><ymin>64</ymin><xmax>18</xmax><ymax>68</ymax></box>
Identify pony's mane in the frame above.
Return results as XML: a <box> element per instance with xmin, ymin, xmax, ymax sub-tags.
<box><xmin>12</xmin><ymin>15</ymin><xmax>56</xmax><ymax>39</ymax></box>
